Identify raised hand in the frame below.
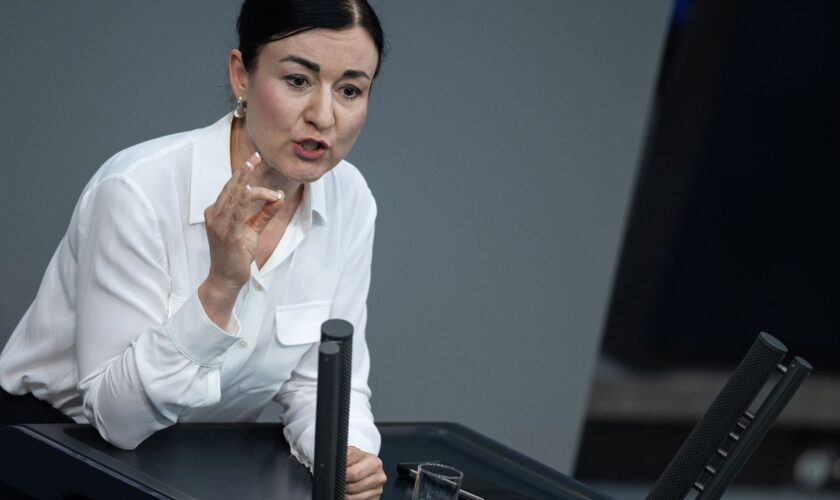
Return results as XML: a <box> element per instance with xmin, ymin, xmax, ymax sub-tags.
<box><xmin>198</xmin><ymin>152</ymin><xmax>285</xmax><ymax>330</ymax></box>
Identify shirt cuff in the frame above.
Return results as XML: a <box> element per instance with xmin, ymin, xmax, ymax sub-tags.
<box><xmin>166</xmin><ymin>292</ymin><xmax>241</xmax><ymax>367</ymax></box>
<box><xmin>348</xmin><ymin>429</ymin><xmax>378</xmax><ymax>456</ymax></box>
<box><xmin>285</xmin><ymin>426</ymin><xmax>315</xmax><ymax>473</ymax></box>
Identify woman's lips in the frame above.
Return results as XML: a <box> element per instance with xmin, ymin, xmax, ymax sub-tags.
<box><xmin>293</xmin><ymin>139</ymin><xmax>329</xmax><ymax>161</ymax></box>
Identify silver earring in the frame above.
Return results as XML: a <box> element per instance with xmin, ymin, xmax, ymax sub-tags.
<box><xmin>233</xmin><ymin>96</ymin><xmax>246</xmax><ymax>118</ymax></box>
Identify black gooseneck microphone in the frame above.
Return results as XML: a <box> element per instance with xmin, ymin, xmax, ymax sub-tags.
<box><xmin>313</xmin><ymin>319</ymin><xmax>354</xmax><ymax>500</ymax></box>
<box><xmin>646</xmin><ymin>332</ymin><xmax>811</xmax><ymax>500</ymax></box>
<box><xmin>313</xmin><ymin>341</ymin><xmax>341</xmax><ymax>500</ymax></box>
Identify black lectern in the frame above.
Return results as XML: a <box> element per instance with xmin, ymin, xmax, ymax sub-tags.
<box><xmin>0</xmin><ymin>422</ymin><xmax>608</xmax><ymax>499</ymax></box>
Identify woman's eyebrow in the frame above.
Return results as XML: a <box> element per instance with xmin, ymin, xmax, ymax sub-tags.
<box><xmin>281</xmin><ymin>55</ymin><xmax>320</xmax><ymax>72</ymax></box>
<box><xmin>342</xmin><ymin>69</ymin><xmax>371</xmax><ymax>81</ymax></box>
<box><xmin>280</xmin><ymin>55</ymin><xmax>370</xmax><ymax>81</ymax></box>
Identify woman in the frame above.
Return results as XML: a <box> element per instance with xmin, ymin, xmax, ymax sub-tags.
<box><xmin>0</xmin><ymin>0</ymin><xmax>387</xmax><ymax>496</ymax></box>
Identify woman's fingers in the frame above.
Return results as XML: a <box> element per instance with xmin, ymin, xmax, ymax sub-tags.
<box><xmin>246</xmin><ymin>185</ymin><xmax>284</xmax><ymax>204</ymax></box>
<box><xmin>202</xmin><ymin>151</ymin><xmax>271</xmax><ymax>290</ymax></box>
<box><xmin>229</xmin><ymin>153</ymin><xmax>260</xmax><ymax>223</ymax></box>
<box><xmin>345</xmin><ymin>448</ymin><xmax>386</xmax><ymax>499</ymax></box>
<box><xmin>346</xmin><ymin>476</ymin><xmax>385</xmax><ymax>497</ymax></box>
<box><xmin>214</xmin><ymin>152</ymin><xmax>257</xmax><ymax>203</ymax></box>
<box><xmin>346</xmin><ymin>488</ymin><xmax>384</xmax><ymax>500</ymax></box>
<box><xmin>246</xmin><ymin>188</ymin><xmax>285</xmax><ymax>234</ymax></box>
<box><xmin>212</xmin><ymin>151</ymin><xmax>286</xmax><ymax>237</ymax></box>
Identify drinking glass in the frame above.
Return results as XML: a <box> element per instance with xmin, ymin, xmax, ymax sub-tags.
<box><xmin>411</xmin><ymin>463</ymin><xmax>463</xmax><ymax>500</ymax></box>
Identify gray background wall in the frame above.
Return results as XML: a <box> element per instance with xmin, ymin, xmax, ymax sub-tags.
<box><xmin>0</xmin><ymin>1</ymin><xmax>670</xmax><ymax>473</ymax></box>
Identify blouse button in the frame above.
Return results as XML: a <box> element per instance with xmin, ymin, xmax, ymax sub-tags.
<box><xmin>238</xmin><ymin>339</ymin><xmax>248</xmax><ymax>348</ymax></box>
<box><xmin>253</xmin><ymin>281</ymin><xmax>264</xmax><ymax>292</ymax></box>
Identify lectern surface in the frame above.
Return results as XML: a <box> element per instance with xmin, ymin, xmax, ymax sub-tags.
<box><xmin>0</xmin><ymin>422</ymin><xmax>609</xmax><ymax>500</ymax></box>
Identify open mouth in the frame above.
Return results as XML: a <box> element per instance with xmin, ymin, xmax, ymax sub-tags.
<box><xmin>293</xmin><ymin>138</ymin><xmax>330</xmax><ymax>160</ymax></box>
<box><xmin>299</xmin><ymin>139</ymin><xmax>328</xmax><ymax>151</ymax></box>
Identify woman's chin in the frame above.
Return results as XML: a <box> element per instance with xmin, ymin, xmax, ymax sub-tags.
<box><xmin>287</xmin><ymin>161</ymin><xmax>338</xmax><ymax>184</ymax></box>
<box><xmin>286</xmin><ymin>170</ymin><xmax>327</xmax><ymax>185</ymax></box>
<box><xmin>260</xmin><ymin>157</ymin><xmax>328</xmax><ymax>186</ymax></box>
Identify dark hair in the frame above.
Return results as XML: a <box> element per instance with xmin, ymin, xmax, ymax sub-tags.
<box><xmin>237</xmin><ymin>0</ymin><xmax>385</xmax><ymax>77</ymax></box>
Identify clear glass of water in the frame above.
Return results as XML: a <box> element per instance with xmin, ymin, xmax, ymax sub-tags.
<box><xmin>412</xmin><ymin>463</ymin><xmax>463</xmax><ymax>500</ymax></box>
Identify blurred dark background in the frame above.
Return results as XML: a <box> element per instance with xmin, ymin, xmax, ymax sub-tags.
<box><xmin>578</xmin><ymin>0</ymin><xmax>840</xmax><ymax>496</ymax></box>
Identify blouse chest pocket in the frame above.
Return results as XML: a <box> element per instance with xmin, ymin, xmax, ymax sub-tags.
<box><xmin>275</xmin><ymin>300</ymin><xmax>332</xmax><ymax>345</ymax></box>
<box><xmin>240</xmin><ymin>300</ymin><xmax>332</xmax><ymax>395</ymax></box>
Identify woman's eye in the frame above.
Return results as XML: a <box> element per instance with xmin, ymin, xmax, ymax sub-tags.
<box><xmin>286</xmin><ymin>75</ymin><xmax>309</xmax><ymax>89</ymax></box>
<box><xmin>340</xmin><ymin>85</ymin><xmax>362</xmax><ymax>100</ymax></box>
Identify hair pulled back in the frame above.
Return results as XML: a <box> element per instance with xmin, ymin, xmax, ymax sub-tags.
<box><xmin>237</xmin><ymin>0</ymin><xmax>385</xmax><ymax>77</ymax></box>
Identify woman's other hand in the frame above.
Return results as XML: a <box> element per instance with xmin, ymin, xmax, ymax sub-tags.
<box><xmin>198</xmin><ymin>152</ymin><xmax>284</xmax><ymax>329</ymax></box>
<box><xmin>346</xmin><ymin>446</ymin><xmax>386</xmax><ymax>499</ymax></box>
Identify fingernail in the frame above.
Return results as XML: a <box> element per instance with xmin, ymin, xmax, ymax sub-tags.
<box><xmin>246</xmin><ymin>184</ymin><xmax>252</xmax><ymax>191</ymax></box>
<box><xmin>244</xmin><ymin>161</ymin><xmax>253</xmax><ymax>171</ymax></box>
<box><xmin>253</xmin><ymin>152</ymin><xmax>261</xmax><ymax>161</ymax></box>
<box><xmin>276</xmin><ymin>190</ymin><xmax>285</xmax><ymax>201</ymax></box>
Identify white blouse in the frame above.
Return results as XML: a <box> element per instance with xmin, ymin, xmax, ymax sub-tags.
<box><xmin>0</xmin><ymin>114</ymin><xmax>380</xmax><ymax>469</ymax></box>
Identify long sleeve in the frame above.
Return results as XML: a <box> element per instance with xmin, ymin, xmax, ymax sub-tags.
<box><xmin>0</xmin><ymin>119</ymin><xmax>380</xmax><ymax>454</ymax></box>
<box><xmin>275</xmin><ymin>198</ymin><xmax>380</xmax><ymax>470</ymax></box>
<box><xmin>74</xmin><ymin>174</ymin><xmax>240</xmax><ymax>450</ymax></box>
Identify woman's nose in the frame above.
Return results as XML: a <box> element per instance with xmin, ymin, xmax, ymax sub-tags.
<box><xmin>304</xmin><ymin>89</ymin><xmax>335</xmax><ymax>130</ymax></box>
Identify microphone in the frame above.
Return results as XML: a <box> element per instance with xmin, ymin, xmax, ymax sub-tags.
<box><xmin>646</xmin><ymin>332</ymin><xmax>787</xmax><ymax>500</ymax></box>
<box><xmin>313</xmin><ymin>341</ymin><xmax>341</xmax><ymax>500</ymax></box>
<box><xmin>313</xmin><ymin>320</ymin><xmax>354</xmax><ymax>500</ymax></box>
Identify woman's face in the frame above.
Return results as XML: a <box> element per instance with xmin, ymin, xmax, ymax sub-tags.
<box><xmin>230</xmin><ymin>26</ymin><xmax>379</xmax><ymax>184</ymax></box>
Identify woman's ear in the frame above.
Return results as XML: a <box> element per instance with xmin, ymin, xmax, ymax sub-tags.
<box><xmin>228</xmin><ymin>49</ymin><xmax>249</xmax><ymax>99</ymax></box>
